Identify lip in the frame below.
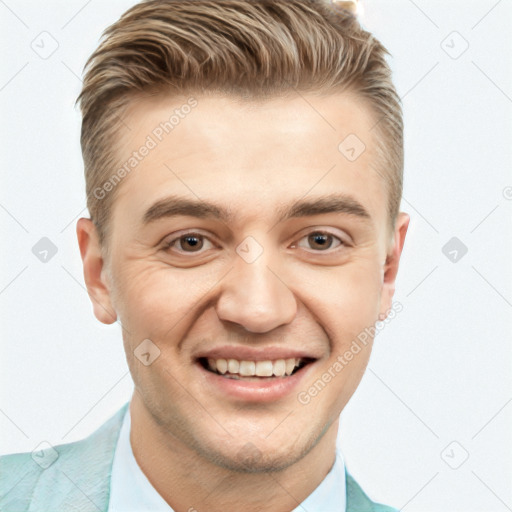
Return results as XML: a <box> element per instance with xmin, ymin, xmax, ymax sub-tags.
<box><xmin>196</xmin><ymin>357</ymin><xmax>318</xmax><ymax>403</ymax></box>
<box><xmin>195</xmin><ymin>345</ymin><xmax>321</xmax><ymax>362</ymax></box>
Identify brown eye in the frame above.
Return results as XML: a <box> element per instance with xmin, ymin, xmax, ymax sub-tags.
<box><xmin>296</xmin><ymin>231</ymin><xmax>344</xmax><ymax>252</ymax></box>
<box><xmin>307</xmin><ymin>232</ymin><xmax>333</xmax><ymax>250</ymax></box>
<box><xmin>163</xmin><ymin>232</ymin><xmax>215</xmax><ymax>255</ymax></box>
<box><xmin>178</xmin><ymin>235</ymin><xmax>204</xmax><ymax>252</ymax></box>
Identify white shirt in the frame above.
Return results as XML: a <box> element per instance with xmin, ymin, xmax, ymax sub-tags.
<box><xmin>108</xmin><ymin>405</ymin><xmax>346</xmax><ymax>512</ymax></box>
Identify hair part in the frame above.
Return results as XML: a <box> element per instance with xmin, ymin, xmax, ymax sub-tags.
<box><xmin>77</xmin><ymin>0</ymin><xmax>403</xmax><ymax>255</ymax></box>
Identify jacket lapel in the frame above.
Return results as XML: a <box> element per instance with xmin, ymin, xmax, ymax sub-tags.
<box><xmin>28</xmin><ymin>403</ymin><xmax>129</xmax><ymax>512</ymax></box>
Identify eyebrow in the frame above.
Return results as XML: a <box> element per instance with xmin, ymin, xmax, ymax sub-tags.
<box><xmin>141</xmin><ymin>193</ymin><xmax>372</xmax><ymax>226</ymax></box>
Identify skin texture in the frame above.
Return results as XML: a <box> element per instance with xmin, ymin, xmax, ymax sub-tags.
<box><xmin>77</xmin><ymin>91</ymin><xmax>409</xmax><ymax>512</ymax></box>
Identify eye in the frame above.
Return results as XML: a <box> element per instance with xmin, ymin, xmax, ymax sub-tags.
<box><xmin>295</xmin><ymin>231</ymin><xmax>344</xmax><ymax>251</ymax></box>
<box><xmin>163</xmin><ymin>232</ymin><xmax>215</xmax><ymax>254</ymax></box>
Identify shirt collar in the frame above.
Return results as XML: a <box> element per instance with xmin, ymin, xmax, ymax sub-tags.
<box><xmin>108</xmin><ymin>405</ymin><xmax>346</xmax><ymax>512</ymax></box>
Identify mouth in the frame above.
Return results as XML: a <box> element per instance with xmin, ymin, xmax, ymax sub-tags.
<box><xmin>194</xmin><ymin>345</ymin><xmax>320</xmax><ymax>402</ymax></box>
<box><xmin>198</xmin><ymin>356</ymin><xmax>315</xmax><ymax>380</ymax></box>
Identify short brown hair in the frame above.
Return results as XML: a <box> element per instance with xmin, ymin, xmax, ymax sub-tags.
<box><xmin>77</xmin><ymin>0</ymin><xmax>403</xmax><ymax>252</ymax></box>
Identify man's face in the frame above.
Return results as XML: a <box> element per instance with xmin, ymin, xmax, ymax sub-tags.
<box><xmin>79</xmin><ymin>91</ymin><xmax>408</xmax><ymax>472</ymax></box>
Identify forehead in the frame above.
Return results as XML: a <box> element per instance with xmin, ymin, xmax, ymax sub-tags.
<box><xmin>110</xmin><ymin>91</ymin><xmax>387</xmax><ymax>236</ymax></box>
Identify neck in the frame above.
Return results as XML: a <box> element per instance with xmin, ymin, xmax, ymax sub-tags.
<box><xmin>129</xmin><ymin>393</ymin><xmax>340</xmax><ymax>512</ymax></box>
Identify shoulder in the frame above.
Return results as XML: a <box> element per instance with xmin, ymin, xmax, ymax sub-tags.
<box><xmin>345</xmin><ymin>470</ymin><xmax>398</xmax><ymax>512</ymax></box>
<box><xmin>0</xmin><ymin>402</ymin><xmax>129</xmax><ymax>512</ymax></box>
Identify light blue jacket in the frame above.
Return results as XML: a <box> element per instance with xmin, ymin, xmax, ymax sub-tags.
<box><xmin>0</xmin><ymin>403</ymin><xmax>397</xmax><ymax>511</ymax></box>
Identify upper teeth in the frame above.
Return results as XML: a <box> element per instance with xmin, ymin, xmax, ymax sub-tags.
<box><xmin>207</xmin><ymin>358</ymin><xmax>301</xmax><ymax>377</ymax></box>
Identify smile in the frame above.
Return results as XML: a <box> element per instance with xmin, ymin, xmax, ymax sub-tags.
<box><xmin>196</xmin><ymin>354</ymin><xmax>318</xmax><ymax>402</ymax></box>
<box><xmin>200</xmin><ymin>357</ymin><xmax>312</xmax><ymax>379</ymax></box>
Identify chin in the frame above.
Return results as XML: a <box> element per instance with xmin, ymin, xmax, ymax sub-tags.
<box><xmin>204</xmin><ymin>445</ymin><xmax>307</xmax><ymax>474</ymax></box>
<box><xmin>190</xmin><ymin>427</ymin><xmax>322</xmax><ymax>474</ymax></box>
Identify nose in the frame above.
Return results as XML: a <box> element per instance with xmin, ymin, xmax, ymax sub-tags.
<box><xmin>215</xmin><ymin>248</ymin><xmax>297</xmax><ymax>333</ymax></box>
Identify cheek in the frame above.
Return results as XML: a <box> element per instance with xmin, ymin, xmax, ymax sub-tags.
<box><xmin>111</xmin><ymin>262</ymin><xmax>220</xmax><ymax>335</ymax></box>
<box><xmin>297</xmin><ymin>257</ymin><xmax>383</xmax><ymax>339</ymax></box>
<box><xmin>337</xmin><ymin>266</ymin><xmax>382</xmax><ymax>331</ymax></box>
<box><xmin>300</xmin><ymin>264</ymin><xmax>381</xmax><ymax>413</ymax></box>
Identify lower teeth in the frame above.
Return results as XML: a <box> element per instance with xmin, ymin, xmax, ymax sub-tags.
<box><xmin>221</xmin><ymin>373</ymin><xmax>284</xmax><ymax>380</ymax></box>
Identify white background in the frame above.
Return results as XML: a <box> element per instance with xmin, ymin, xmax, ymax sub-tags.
<box><xmin>1</xmin><ymin>1</ymin><xmax>511</xmax><ymax>510</ymax></box>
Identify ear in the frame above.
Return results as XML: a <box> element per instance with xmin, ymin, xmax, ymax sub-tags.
<box><xmin>76</xmin><ymin>218</ymin><xmax>117</xmax><ymax>324</ymax></box>
<box><xmin>378</xmin><ymin>212</ymin><xmax>410</xmax><ymax>321</ymax></box>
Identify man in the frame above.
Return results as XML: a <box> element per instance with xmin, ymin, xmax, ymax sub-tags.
<box><xmin>0</xmin><ymin>0</ymin><xmax>409</xmax><ymax>510</ymax></box>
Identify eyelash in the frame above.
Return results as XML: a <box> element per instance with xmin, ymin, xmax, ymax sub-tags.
<box><xmin>162</xmin><ymin>230</ymin><xmax>348</xmax><ymax>255</ymax></box>
<box><xmin>162</xmin><ymin>231</ymin><xmax>216</xmax><ymax>254</ymax></box>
